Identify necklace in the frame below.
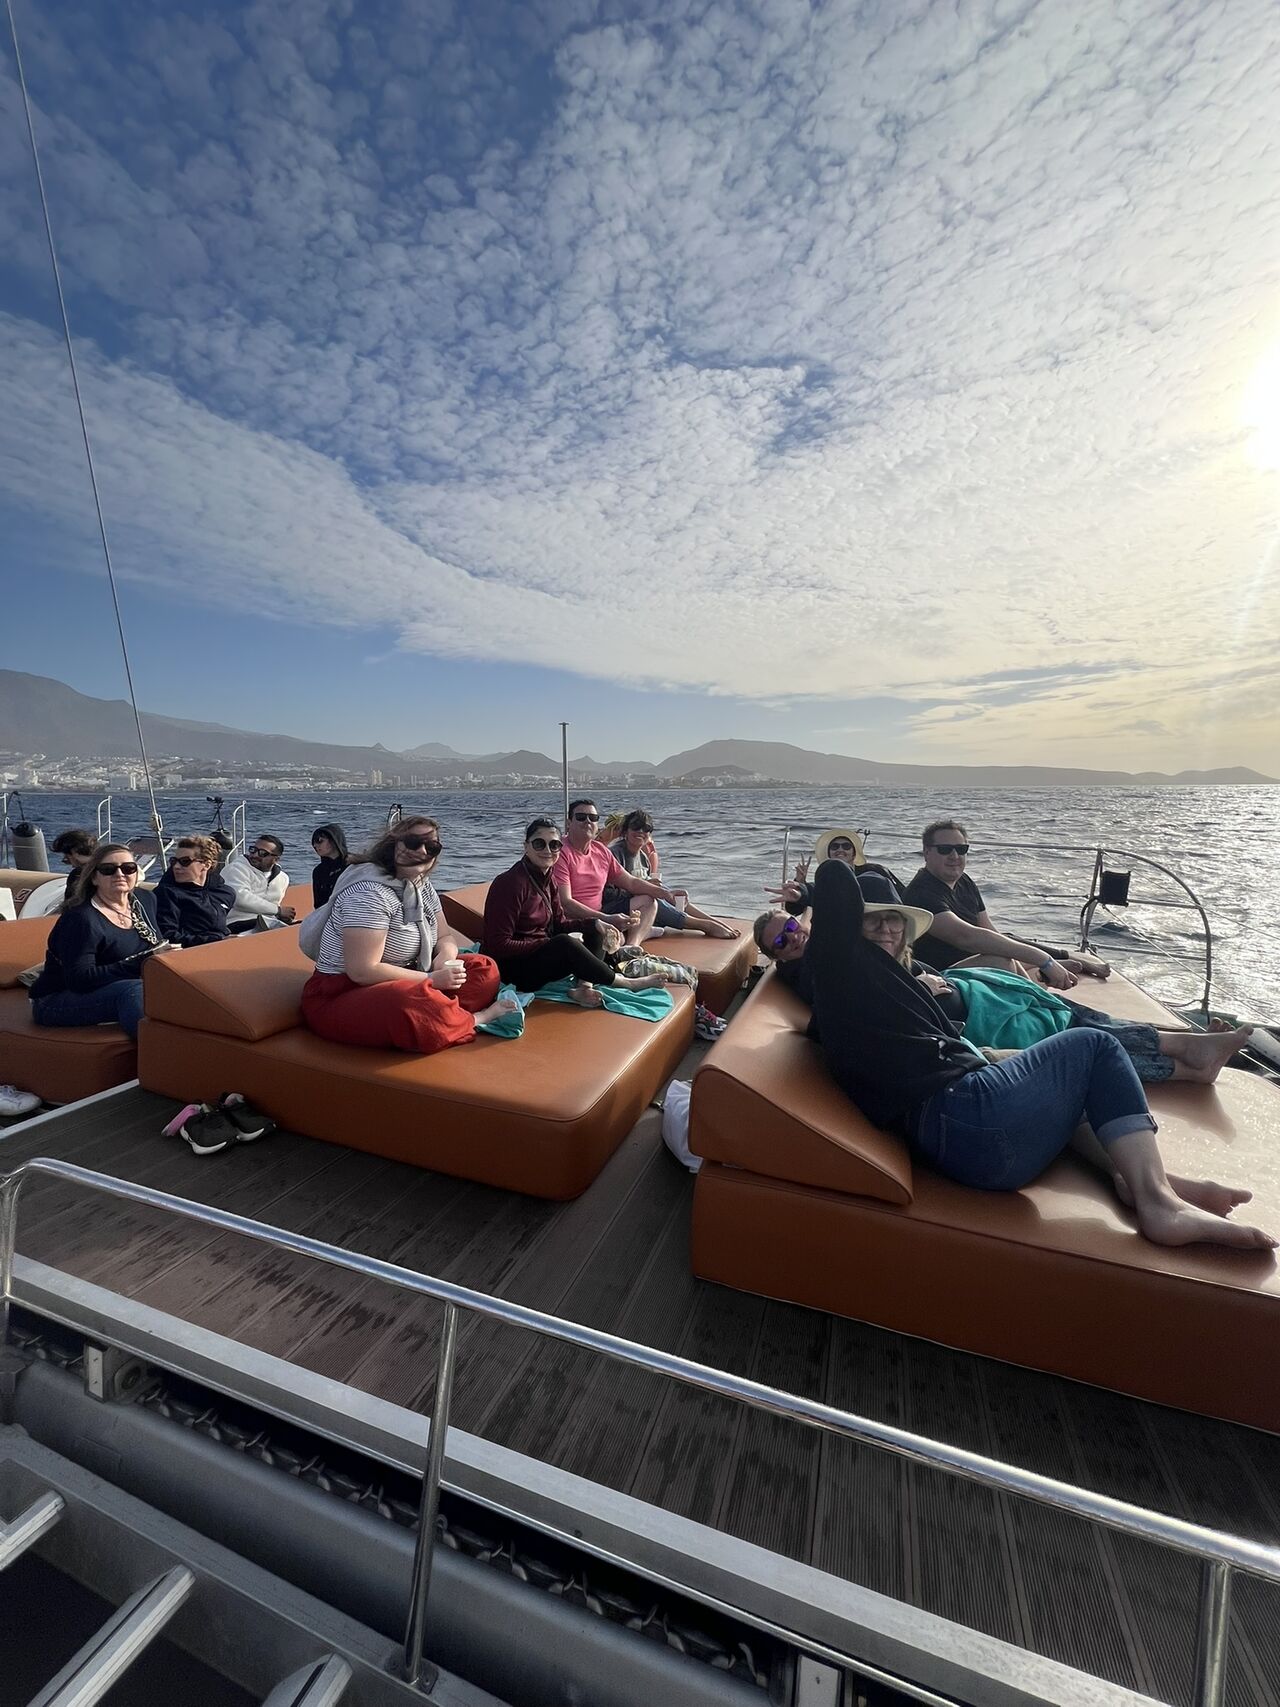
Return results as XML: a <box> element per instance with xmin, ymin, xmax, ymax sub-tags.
<box><xmin>95</xmin><ymin>897</ymin><xmax>133</xmax><ymax>928</ymax></box>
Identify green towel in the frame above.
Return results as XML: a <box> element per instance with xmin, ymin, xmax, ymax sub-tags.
<box><xmin>534</xmin><ymin>976</ymin><xmax>674</xmax><ymax>1023</ymax></box>
<box><xmin>475</xmin><ymin>983</ymin><xmax>530</xmax><ymax>1039</ymax></box>
<box><xmin>946</xmin><ymin>967</ymin><xmax>1074</xmax><ymax>1051</ymax></box>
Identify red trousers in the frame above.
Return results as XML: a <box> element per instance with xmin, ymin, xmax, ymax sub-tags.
<box><xmin>301</xmin><ymin>957</ymin><xmax>500</xmax><ymax>1055</ymax></box>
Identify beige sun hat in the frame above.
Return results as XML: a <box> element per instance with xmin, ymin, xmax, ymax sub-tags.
<box><xmin>814</xmin><ymin>827</ymin><xmax>866</xmax><ymax>866</ymax></box>
<box><xmin>857</xmin><ymin>869</ymin><xmax>933</xmax><ymax>944</ymax></box>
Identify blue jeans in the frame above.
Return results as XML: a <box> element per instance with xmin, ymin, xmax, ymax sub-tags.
<box><xmin>1065</xmin><ymin>1002</ymin><xmax>1172</xmax><ymax>1083</ymax></box>
<box><xmin>32</xmin><ymin>981</ymin><xmax>145</xmax><ymax>1040</ymax></box>
<box><xmin>601</xmin><ymin>886</ymin><xmax>688</xmax><ymax>930</ymax></box>
<box><xmin>914</xmin><ymin>1029</ymin><xmax>1156</xmax><ymax>1191</ymax></box>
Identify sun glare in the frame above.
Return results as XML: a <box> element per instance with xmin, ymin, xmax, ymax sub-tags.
<box><xmin>1243</xmin><ymin>339</ymin><xmax>1280</xmax><ymax>471</ymax></box>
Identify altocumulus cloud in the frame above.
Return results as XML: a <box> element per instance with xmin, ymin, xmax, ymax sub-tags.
<box><xmin>2</xmin><ymin>0</ymin><xmax>1279</xmax><ymax>749</ymax></box>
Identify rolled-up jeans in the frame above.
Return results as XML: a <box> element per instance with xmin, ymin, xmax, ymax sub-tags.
<box><xmin>32</xmin><ymin>980</ymin><xmax>145</xmax><ymax>1040</ymax></box>
<box><xmin>912</xmin><ymin>1029</ymin><xmax>1156</xmax><ymax>1191</ymax></box>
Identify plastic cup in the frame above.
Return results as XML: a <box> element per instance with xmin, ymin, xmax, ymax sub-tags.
<box><xmin>672</xmin><ymin>889</ymin><xmax>689</xmax><ymax>916</ymax></box>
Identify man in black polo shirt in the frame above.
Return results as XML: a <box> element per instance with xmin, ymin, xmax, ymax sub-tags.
<box><xmin>904</xmin><ymin>818</ymin><xmax>1109</xmax><ymax>985</ymax></box>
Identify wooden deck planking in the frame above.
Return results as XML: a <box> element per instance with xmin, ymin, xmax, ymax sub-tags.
<box><xmin>7</xmin><ymin>1085</ymin><xmax>1280</xmax><ymax>1704</ymax></box>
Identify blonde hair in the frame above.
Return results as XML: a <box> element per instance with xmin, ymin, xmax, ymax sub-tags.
<box><xmin>864</xmin><ymin>909</ymin><xmax>913</xmax><ymax>968</ymax></box>
<box><xmin>175</xmin><ymin>834</ymin><xmax>220</xmax><ymax>865</ymax></box>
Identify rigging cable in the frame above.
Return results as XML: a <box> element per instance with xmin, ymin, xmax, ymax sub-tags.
<box><xmin>5</xmin><ymin>0</ymin><xmax>165</xmax><ymax>848</ymax></box>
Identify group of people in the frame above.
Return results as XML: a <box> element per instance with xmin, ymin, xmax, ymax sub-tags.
<box><xmin>751</xmin><ymin>819</ymin><xmax>1271</xmax><ymax>1253</ymax></box>
<box><xmin>26</xmin><ymin>800</ymin><xmax>738</xmax><ymax>1055</ymax></box>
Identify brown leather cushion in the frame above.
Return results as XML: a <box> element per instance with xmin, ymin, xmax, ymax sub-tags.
<box><xmin>0</xmin><ymin>987</ymin><xmax>136</xmax><ymax>1105</ymax></box>
<box><xmin>0</xmin><ymin>917</ymin><xmax>54</xmax><ymax>988</ymax></box>
<box><xmin>692</xmin><ymin>1070</ymin><xmax>1280</xmax><ymax>1432</ymax></box>
<box><xmin>1054</xmin><ymin>967</ymin><xmax>1190</xmax><ymax>1028</ymax></box>
<box><xmin>144</xmin><ymin>928</ymin><xmax>310</xmax><ymax>1040</ymax></box>
<box><xmin>441</xmin><ymin>880</ymin><xmax>755</xmax><ymax>1013</ymax></box>
<box><xmin>283</xmin><ymin>883</ymin><xmax>313</xmax><ymax>917</ymax></box>
<box><xmin>139</xmin><ymin>984</ymin><xmax>695</xmax><ymax>1198</ymax></box>
<box><xmin>692</xmin><ymin>971</ymin><xmax>914</xmax><ymax>1204</ymax></box>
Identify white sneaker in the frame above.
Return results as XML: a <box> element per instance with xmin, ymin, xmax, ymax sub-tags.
<box><xmin>0</xmin><ymin>1084</ymin><xmax>40</xmax><ymax>1117</ymax></box>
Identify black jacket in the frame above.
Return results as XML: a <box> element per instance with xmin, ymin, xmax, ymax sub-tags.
<box><xmin>154</xmin><ymin>868</ymin><xmax>236</xmax><ymax>947</ymax></box>
<box><xmin>808</xmin><ymin>860</ymin><xmax>981</xmax><ymax>1132</ymax></box>
<box><xmin>311</xmin><ymin>856</ymin><xmax>346</xmax><ymax>908</ymax></box>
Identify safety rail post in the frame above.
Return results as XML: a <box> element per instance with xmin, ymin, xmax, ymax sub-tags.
<box><xmin>0</xmin><ymin>1170</ymin><xmax>20</xmax><ymax>1348</ymax></box>
<box><xmin>1193</xmin><ymin>1559</ymin><xmax>1232</xmax><ymax>1707</ymax></box>
<box><xmin>403</xmin><ymin>1300</ymin><xmax>459</xmax><ymax>1690</ymax></box>
<box><xmin>230</xmin><ymin>801</ymin><xmax>246</xmax><ymax>857</ymax></box>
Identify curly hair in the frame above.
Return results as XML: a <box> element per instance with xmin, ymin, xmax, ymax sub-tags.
<box><xmin>174</xmin><ymin>834</ymin><xmax>221</xmax><ymax>865</ymax></box>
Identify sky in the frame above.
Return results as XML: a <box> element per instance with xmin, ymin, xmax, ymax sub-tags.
<box><xmin>2</xmin><ymin>0</ymin><xmax>1278</xmax><ymax>773</ymax></box>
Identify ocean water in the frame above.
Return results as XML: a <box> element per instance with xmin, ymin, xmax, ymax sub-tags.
<box><xmin>9</xmin><ymin>785</ymin><xmax>1278</xmax><ymax>1022</ymax></box>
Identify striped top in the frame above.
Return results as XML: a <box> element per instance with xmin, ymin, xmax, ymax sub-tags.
<box><xmin>315</xmin><ymin>876</ymin><xmax>440</xmax><ymax>976</ymax></box>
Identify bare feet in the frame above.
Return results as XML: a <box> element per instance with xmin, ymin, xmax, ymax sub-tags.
<box><xmin>1179</xmin><ymin>1025</ymin><xmax>1253</xmax><ymax>1082</ymax></box>
<box><xmin>616</xmin><ymin>971</ymin><xmax>666</xmax><ymax>991</ymax></box>
<box><xmin>1137</xmin><ymin>1200</ymin><xmax>1275</xmax><ymax>1251</ymax></box>
<box><xmin>568</xmin><ymin>983</ymin><xmax>605</xmax><ymax>1008</ymax></box>
<box><xmin>701</xmin><ymin>919</ymin><xmax>740</xmax><ymax>939</ymax></box>
<box><xmin>476</xmin><ymin>996</ymin><xmax>520</xmax><ymax>1025</ymax></box>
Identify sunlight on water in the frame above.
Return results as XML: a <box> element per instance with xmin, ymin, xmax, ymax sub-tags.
<box><xmin>18</xmin><ymin>784</ymin><xmax>1280</xmax><ymax>1023</ymax></box>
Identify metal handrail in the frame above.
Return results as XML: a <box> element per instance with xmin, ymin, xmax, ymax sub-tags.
<box><xmin>2</xmin><ymin>1158</ymin><xmax>1271</xmax><ymax>1705</ymax></box>
<box><xmin>778</xmin><ymin>829</ymin><xmax>1215</xmax><ymax>1009</ymax></box>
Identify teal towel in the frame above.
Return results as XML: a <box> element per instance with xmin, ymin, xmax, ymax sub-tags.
<box><xmin>947</xmin><ymin>967</ymin><xmax>1074</xmax><ymax>1051</ymax></box>
<box><xmin>534</xmin><ymin>976</ymin><xmax>674</xmax><ymax>1023</ymax></box>
<box><xmin>475</xmin><ymin>982</ymin><xmax>529</xmax><ymax>1039</ymax></box>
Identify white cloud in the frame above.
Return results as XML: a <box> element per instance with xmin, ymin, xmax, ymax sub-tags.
<box><xmin>2</xmin><ymin>0</ymin><xmax>1279</xmax><ymax>765</ymax></box>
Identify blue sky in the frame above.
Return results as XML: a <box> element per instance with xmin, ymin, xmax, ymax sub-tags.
<box><xmin>2</xmin><ymin>0</ymin><xmax>1278</xmax><ymax>771</ymax></box>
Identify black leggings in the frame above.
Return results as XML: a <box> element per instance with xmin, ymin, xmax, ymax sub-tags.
<box><xmin>496</xmin><ymin>931</ymin><xmax>617</xmax><ymax>991</ymax></box>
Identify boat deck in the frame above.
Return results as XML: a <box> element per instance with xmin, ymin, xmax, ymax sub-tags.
<box><xmin>4</xmin><ymin>1083</ymin><xmax>1280</xmax><ymax>1707</ymax></box>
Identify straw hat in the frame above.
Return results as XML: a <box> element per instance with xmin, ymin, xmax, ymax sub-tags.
<box><xmin>858</xmin><ymin>870</ymin><xmax>933</xmax><ymax>944</ymax></box>
<box><xmin>814</xmin><ymin>827</ymin><xmax>866</xmax><ymax>866</ymax></box>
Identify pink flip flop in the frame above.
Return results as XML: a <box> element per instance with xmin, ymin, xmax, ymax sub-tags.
<box><xmin>162</xmin><ymin>1102</ymin><xmax>204</xmax><ymax>1138</ymax></box>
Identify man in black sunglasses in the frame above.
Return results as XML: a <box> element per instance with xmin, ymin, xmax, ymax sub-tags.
<box><xmin>223</xmin><ymin>833</ymin><xmax>297</xmax><ymax>932</ymax></box>
<box><xmin>553</xmin><ymin>798</ymin><xmax>679</xmax><ymax>947</ymax></box>
<box><xmin>905</xmin><ymin>818</ymin><xmax>1108</xmax><ymax>984</ymax></box>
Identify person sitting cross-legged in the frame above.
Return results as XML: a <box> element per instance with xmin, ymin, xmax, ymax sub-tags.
<box><xmin>300</xmin><ymin>815</ymin><xmax>515</xmax><ymax>1054</ymax></box>
<box><xmin>604</xmin><ymin>810</ymin><xmax>739</xmax><ymax>939</ymax></box>
<box><xmin>553</xmin><ymin>798</ymin><xmax>678</xmax><ymax>947</ymax></box>
<box><xmin>481</xmin><ymin>818</ymin><xmax>670</xmax><ymax>1007</ymax></box>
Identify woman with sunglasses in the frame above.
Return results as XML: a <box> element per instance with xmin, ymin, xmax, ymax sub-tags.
<box><xmin>765</xmin><ymin>859</ymin><xmax>1271</xmax><ymax>1251</ymax></box>
<box><xmin>604</xmin><ymin>810</ymin><xmax>739</xmax><ymax>940</ymax></box>
<box><xmin>154</xmin><ymin>835</ymin><xmax>236</xmax><ymax>947</ymax></box>
<box><xmin>29</xmin><ymin>843</ymin><xmax>180</xmax><ymax>1039</ymax></box>
<box><xmin>301</xmin><ymin>815</ymin><xmax>516</xmax><ymax>1053</ymax></box>
<box><xmin>310</xmin><ymin>823</ymin><xmax>349</xmax><ymax>908</ymax></box>
<box><xmin>481</xmin><ymin>818</ymin><xmax>669</xmax><ymax>1006</ymax></box>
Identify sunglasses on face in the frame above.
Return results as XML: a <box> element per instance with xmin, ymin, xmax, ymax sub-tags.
<box><xmin>249</xmin><ymin>846</ymin><xmax>277</xmax><ymax>857</ymax></box>
<box><xmin>770</xmin><ymin>916</ymin><xmax>801</xmax><ymax>953</ymax></box>
<box><xmin>398</xmin><ymin>835</ymin><xmax>442</xmax><ymax>857</ymax></box>
<box><xmin>827</xmin><ymin>839</ymin><xmax>855</xmax><ymax>852</ymax></box>
<box><xmin>931</xmin><ymin>843</ymin><xmax>969</xmax><ymax>857</ymax></box>
<box><xmin>529</xmin><ymin>837</ymin><xmax>562</xmax><ymax>853</ymax></box>
<box><xmin>97</xmin><ymin>862</ymin><xmax>139</xmax><ymax>877</ymax></box>
<box><xmin>571</xmin><ymin>812</ymin><xmax>599</xmax><ymax>823</ymax></box>
<box><xmin>172</xmin><ymin>855</ymin><xmax>208</xmax><ymax>868</ymax></box>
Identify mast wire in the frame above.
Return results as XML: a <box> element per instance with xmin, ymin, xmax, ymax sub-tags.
<box><xmin>5</xmin><ymin>0</ymin><xmax>165</xmax><ymax>846</ymax></box>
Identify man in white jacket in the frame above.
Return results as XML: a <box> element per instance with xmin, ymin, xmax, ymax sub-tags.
<box><xmin>222</xmin><ymin>835</ymin><xmax>297</xmax><ymax>932</ymax></box>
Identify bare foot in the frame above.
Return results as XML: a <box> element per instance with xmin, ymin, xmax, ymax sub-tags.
<box><xmin>701</xmin><ymin>919</ymin><xmax>740</xmax><ymax>939</ymax></box>
<box><xmin>616</xmin><ymin>971</ymin><xmax>666</xmax><ymax>991</ymax></box>
<box><xmin>1180</xmin><ymin>1025</ymin><xmax>1253</xmax><ymax>1082</ymax></box>
<box><xmin>568</xmin><ymin>982</ymin><xmax>604</xmax><ymax>1008</ymax></box>
<box><xmin>477</xmin><ymin>996</ymin><xmax>520</xmax><ymax>1025</ymax></box>
<box><xmin>1137</xmin><ymin>1201</ymin><xmax>1276</xmax><ymax>1251</ymax></box>
<box><xmin>1063</xmin><ymin>955</ymin><xmax>1111</xmax><ymax>979</ymax></box>
<box><xmin>1207</xmin><ymin>1017</ymin><xmax>1233</xmax><ymax>1033</ymax></box>
<box><xmin>1166</xmin><ymin>1175</ymin><xmax>1254</xmax><ymax>1216</ymax></box>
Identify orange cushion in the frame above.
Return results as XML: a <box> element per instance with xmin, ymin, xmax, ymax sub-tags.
<box><xmin>143</xmin><ymin>927</ymin><xmax>310</xmax><ymax>1040</ymax></box>
<box><xmin>0</xmin><ymin>917</ymin><xmax>53</xmax><ymax>989</ymax></box>
<box><xmin>692</xmin><ymin>971</ymin><xmax>914</xmax><ymax>1204</ymax></box>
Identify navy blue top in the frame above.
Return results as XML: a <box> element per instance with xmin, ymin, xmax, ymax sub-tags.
<box><xmin>29</xmin><ymin>893</ymin><xmax>163</xmax><ymax>1000</ymax></box>
<box><xmin>154</xmin><ymin>868</ymin><xmax>235</xmax><ymax>947</ymax></box>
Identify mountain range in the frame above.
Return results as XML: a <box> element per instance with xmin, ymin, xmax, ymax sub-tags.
<box><xmin>1</xmin><ymin>672</ymin><xmax>1273</xmax><ymax>787</ymax></box>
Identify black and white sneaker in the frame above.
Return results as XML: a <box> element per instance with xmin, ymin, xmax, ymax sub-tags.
<box><xmin>216</xmin><ymin>1091</ymin><xmax>274</xmax><ymax>1142</ymax></box>
<box><xmin>178</xmin><ymin>1105</ymin><xmax>235</xmax><ymax>1155</ymax></box>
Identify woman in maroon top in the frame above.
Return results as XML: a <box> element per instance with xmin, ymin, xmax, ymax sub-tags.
<box><xmin>482</xmin><ymin>819</ymin><xmax>666</xmax><ymax>1008</ymax></box>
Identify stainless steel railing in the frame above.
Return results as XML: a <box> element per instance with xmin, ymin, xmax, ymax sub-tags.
<box><xmin>3</xmin><ymin>1157</ymin><xmax>1275</xmax><ymax>1705</ymax></box>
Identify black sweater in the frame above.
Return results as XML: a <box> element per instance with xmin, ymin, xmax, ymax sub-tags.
<box><xmin>154</xmin><ymin>869</ymin><xmax>235</xmax><ymax>947</ymax></box>
<box><xmin>30</xmin><ymin>893</ymin><xmax>163</xmax><ymax>1000</ymax></box>
<box><xmin>808</xmin><ymin>860</ymin><xmax>982</xmax><ymax>1132</ymax></box>
<box><xmin>311</xmin><ymin>856</ymin><xmax>346</xmax><ymax>908</ymax></box>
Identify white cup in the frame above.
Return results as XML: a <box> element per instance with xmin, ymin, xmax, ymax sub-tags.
<box><xmin>671</xmin><ymin>888</ymin><xmax>689</xmax><ymax>915</ymax></box>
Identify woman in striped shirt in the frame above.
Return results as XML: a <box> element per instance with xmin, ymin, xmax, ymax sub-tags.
<box><xmin>301</xmin><ymin>815</ymin><xmax>516</xmax><ymax>1054</ymax></box>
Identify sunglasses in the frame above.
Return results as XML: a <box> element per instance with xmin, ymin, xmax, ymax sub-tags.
<box><xmin>96</xmin><ymin>862</ymin><xmax>139</xmax><ymax>877</ymax></box>
<box><xmin>172</xmin><ymin>855</ymin><xmax>208</xmax><ymax>868</ymax></box>
<box><xmin>827</xmin><ymin>838</ymin><xmax>855</xmax><ymax>852</ymax></box>
<box><xmin>248</xmin><ymin>846</ymin><xmax>277</xmax><ymax>857</ymax></box>
<box><xmin>571</xmin><ymin>812</ymin><xmax>599</xmax><ymax>823</ymax></box>
<box><xmin>770</xmin><ymin>916</ymin><xmax>801</xmax><ymax>953</ymax></box>
<box><xmin>530</xmin><ymin>837</ymin><xmax>562</xmax><ymax>853</ymax></box>
<box><xmin>398</xmin><ymin>835</ymin><xmax>442</xmax><ymax>857</ymax></box>
<box><xmin>931</xmin><ymin>843</ymin><xmax>970</xmax><ymax>856</ymax></box>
